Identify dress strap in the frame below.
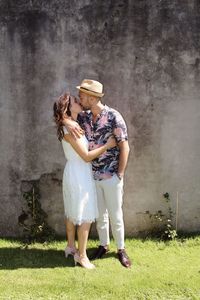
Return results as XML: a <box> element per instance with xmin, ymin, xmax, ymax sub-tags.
<box><xmin>63</xmin><ymin>126</ymin><xmax>69</xmax><ymax>134</ymax></box>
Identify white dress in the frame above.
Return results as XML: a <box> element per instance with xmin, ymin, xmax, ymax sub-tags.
<box><xmin>61</xmin><ymin>127</ymin><xmax>98</xmax><ymax>225</ymax></box>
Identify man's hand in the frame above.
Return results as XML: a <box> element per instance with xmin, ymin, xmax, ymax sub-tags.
<box><xmin>117</xmin><ymin>172</ymin><xmax>124</xmax><ymax>180</ymax></box>
<box><xmin>63</xmin><ymin>118</ymin><xmax>84</xmax><ymax>139</ymax></box>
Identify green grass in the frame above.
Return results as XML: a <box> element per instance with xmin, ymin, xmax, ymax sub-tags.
<box><xmin>0</xmin><ymin>237</ymin><xmax>200</xmax><ymax>299</ymax></box>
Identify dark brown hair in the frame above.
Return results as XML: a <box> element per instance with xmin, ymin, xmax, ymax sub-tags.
<box><xmin>53</xmin><ymin>93</ymin><xmax>71</xmax><ymax>141</ymax></box>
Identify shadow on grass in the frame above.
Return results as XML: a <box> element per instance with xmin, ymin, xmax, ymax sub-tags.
<box><xmin>87</xmin><ymin>247</ymin><xmax>117</xmax><ymax>260</ymax></box>
<box><xmin>0</xmin><ymin>247</ymin><xmax>117</xmax><ymax>270</ymax></box>
<box><xmin>0</xmin><ymin>247</ymin><xmax>74</xmax><ymax>269</ymax></box>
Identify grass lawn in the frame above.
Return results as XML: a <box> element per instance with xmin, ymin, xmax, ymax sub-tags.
<box><xmin>0</xmin><ymin>237</ymin><xmax>200</xmax><ymax>300</ymax></box>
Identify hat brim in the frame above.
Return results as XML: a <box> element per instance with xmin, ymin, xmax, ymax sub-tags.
<box><xmin>76</xmin><ymin>86</ymin><xmax>104</xmax><ymax>97</ymax></box>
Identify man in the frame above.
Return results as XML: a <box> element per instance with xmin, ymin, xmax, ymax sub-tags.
<box><xmin>67</xmin><ymin>79</ymin><xmax>131</xmax><ymax>268</ymax></box>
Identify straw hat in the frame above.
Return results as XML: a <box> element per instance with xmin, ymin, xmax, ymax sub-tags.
<box><xmin>76</xmin><ymin>79</ymin><xmax>104</xmax><ymax>97</ymax></box>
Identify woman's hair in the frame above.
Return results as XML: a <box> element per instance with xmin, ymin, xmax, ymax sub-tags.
<box><xmin>53</xmin><ymin>93</ymin><xmax>71</xmax><ymax>141</ymax></box>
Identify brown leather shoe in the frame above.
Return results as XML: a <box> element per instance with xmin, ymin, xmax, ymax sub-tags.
<box><xmin>90</xmin><ymin>246</ymin><xmax>109</xmax><ymax>260</ymax></box>
<box><xmin>117</xmin><ymin>249</ymin><xmax>132</xmax><ymax>268</ymax></box>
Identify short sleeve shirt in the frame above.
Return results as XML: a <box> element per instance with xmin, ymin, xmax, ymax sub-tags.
<box><xmin>77</xmin><ymin>105</ymin><xmax>128</xmax><ymax>180</ymax></box>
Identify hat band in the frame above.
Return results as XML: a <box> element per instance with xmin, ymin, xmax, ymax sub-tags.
<box><xmin>80</xmin><ymin>87</ymin><xmax>102</xmax><ymax>95</ymax></box>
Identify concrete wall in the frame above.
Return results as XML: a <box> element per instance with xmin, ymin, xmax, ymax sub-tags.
<box><xmin>0</xmin><ymin>0</ymin><xmax>200</xmax><ymax>237</ymax></box>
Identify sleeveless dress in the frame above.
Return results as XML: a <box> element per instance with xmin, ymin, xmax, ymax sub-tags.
<box><xmin>61</xmin><ymin>127</ymin><xmax>98</xmax><ymax>225</ymax></box>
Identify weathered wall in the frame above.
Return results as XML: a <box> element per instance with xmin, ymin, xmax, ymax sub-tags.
<box><xmin>0</xmin><ymin>0</ymin><xmax>200</xmax><ymax>237</ymax></box>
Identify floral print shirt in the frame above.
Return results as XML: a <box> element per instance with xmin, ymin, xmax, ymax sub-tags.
<box><xmin>77</xmin><ymin>105</ymin><xmax>128</xmax><ymax>181</ymax></box>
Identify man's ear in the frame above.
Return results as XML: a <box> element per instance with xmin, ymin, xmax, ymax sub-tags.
<box><xmin>89</xmin><ymin>96</ymin><xmax>99</xmax><ymax>105</ymax></box>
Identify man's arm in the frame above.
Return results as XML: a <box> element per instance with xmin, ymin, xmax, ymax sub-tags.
<box><xmin>117</xmin><ymin>140</ymin><xmax>130</xmax><ymax>179</ymax></box>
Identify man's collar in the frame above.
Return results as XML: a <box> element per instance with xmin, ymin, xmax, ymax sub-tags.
<box><xmin>100</xmin><ymin>105</ymin><xmax>109</xmax><ymax>115</ymax></box>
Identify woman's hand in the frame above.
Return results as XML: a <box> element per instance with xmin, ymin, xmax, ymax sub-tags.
<box><xmin>106</xmin><ymin>136</ymin><xmax>117</xmax><ymax>149</ymax></box>
<box><xmin>63</xmin><ymin>118</ymin><xmax>84</xmax><ymax>138</ymax></box>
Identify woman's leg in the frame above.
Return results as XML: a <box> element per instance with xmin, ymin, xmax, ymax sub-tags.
<box><xmin>66</xmin><ymin>219</ymin><xmax>76</xmax><ymax>248</ymax></box>
<box><xmin>75</xmin><ymin>222</ymin><xmax>95</xmax><ymax>268</ymax></box>
<box><xmin>77</xmin><ymin>222</ymin><xmax>91</xmax><ymax>256</ymax></box>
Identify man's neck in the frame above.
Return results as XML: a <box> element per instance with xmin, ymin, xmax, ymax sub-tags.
<box><xmin>91</xmin><ymin>102</ymin><xmax>105</xmax><ymax>117</ymax></box>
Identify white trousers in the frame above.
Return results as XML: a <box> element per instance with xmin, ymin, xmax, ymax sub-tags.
<box><xmin>95</xmin><ymin>174</ymin><xmax>125</xmax><ymax>250</ymax></box>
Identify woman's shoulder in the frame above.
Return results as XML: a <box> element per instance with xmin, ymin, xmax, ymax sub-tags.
<box><xmin>62</xmin><ymin>126</ymin><xmax>87</xmax><ymax>145</ymax></box>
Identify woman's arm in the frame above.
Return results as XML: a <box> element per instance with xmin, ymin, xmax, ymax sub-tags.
<box><xmin>64</xmin><ymin>134</ymin><xmax>116</xmax><ymax>162</ymax></box>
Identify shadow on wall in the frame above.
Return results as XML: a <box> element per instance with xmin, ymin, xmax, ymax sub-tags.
<box><xmin>19</xmin><ymin>170</ymin><xmax>65</xmax><ymax>240</ymax></box>
<box><xmin>18</xmin><ymin>172</ymin><xmax>105</xmax><ymax>240</ymax></box>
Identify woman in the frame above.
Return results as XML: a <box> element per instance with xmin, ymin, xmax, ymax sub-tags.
<box><xmin>53</xmin><ymin>93</ymin><xmax>116</xmax><ymax>269</ymax></box>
